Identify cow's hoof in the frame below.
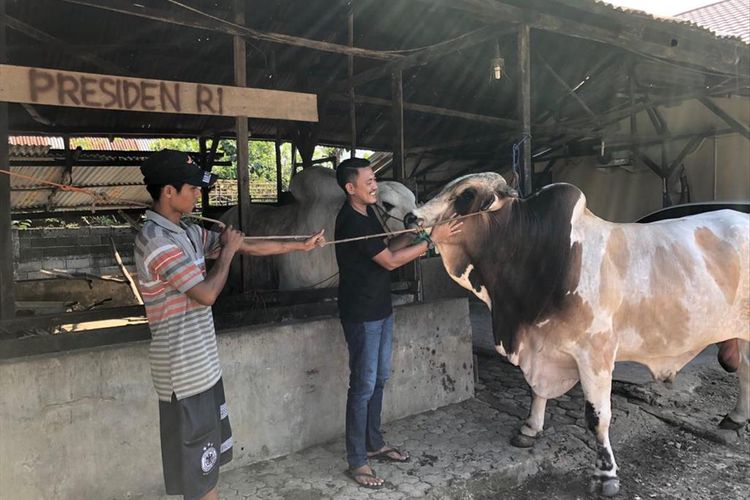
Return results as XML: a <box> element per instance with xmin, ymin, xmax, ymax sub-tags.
<box><xmin>510</xmin><ymin>433</ymin><xmax>537</xmax><ymax>448</ymax></box>
<box><xmin>718</xmin><ymin>415</ymin><xmax>746</xmax><ymax>430</ymax></box>
<box><xmin>601</xmin><ymin>477</ymin><xmax>620</xmax><ymax>497</ymax></box>
<box><xmin>589</xmin><ymin>477</ymin><xmax>620</xmax><ymax>497</ymax></box>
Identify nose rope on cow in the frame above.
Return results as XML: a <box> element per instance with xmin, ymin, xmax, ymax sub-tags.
<box><xmin>0</xmin><ymin>169</ymin><xmax>487</xmax><ymax>246</ymax></box>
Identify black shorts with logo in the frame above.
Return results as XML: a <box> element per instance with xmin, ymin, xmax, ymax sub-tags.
<box><xmin>158</xmin><ymin>378</ymin><xmax>233</xmax><ymax>500</ymax></box>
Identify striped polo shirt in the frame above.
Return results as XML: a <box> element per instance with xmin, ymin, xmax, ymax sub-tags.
<box><xmin>135</xmin><ymin>210</ymin><xmax>223</xmax><ymax>402</ymax></box>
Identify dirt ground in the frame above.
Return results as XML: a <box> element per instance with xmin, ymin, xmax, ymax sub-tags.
<box><xmin>465</xmin><ymin>361</ymin><xmax>750</xmax><ymax>500</ymax></box>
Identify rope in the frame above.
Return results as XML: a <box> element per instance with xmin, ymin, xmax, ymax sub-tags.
<box><xmin>0</xmin><ymin>168</ymin><xmax>487</xmax><ymax>246</ymax></box>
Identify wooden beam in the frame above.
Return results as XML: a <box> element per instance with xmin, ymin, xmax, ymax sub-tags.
<box><xmin>417</xmin><ymin>0</ymin><xmax>747</xmax><ymax>76</ymax></box>
<box><xmin>638</xmin><ymin>152</ymin><xmax>665</xmax><ymax>177</ymax></box>
<box><xmin>332</xmin><ymin>93</ymin><xmax>521</xmax><ymax>129</ymax></box>
<box><xmin>0</xmin><ymin>64</ymin><xmax>318</xmax><ymax>122</ymax></box>
<box><xmin>3</xmin><ymin>14</ymin><xmax>123</xmax><ymax>74</ymax></box>
<box><xmin>63</xmin><ymin>0</ymin><xmax>403</xmax><ymax>62</ymax></box>
<box><xmin>564</xmin><ymin>81</ymin><xmax>745</xmax><ymax>133</ymax></box>
<box><xmin>666</xmin><ymin>134</ymin><xmax>705</xmax><ymax>177</ymax></box>
<box><xmin>0</xmin><ymin>0</ymin><xmax>13</xmax><ymax>319</ymax></box>
<box><xmin>517</xmin><ymin>23</ymin><xmax>532</xmax><ymax>196</ymax></box>
<box><xmin>536</xmin><ymin>52</ymin><xmax>598</xmax><ymax>121</ymax></box>
<box><xmin>233</xmin><ymin>0</ymin><xmax>252</xmax><ymax>293</ymax></box>
<box><xmin>391</xmin><ymin>69</ymin><xmax>405</xmax><ymax>181</ymax></box>
<box><xmin>410</xmin><ymin>157</ymin><xmax>449</xmax><ymax>178</ymax></box>
<box><xmin>535</xmin><ymin>52</ymin><xmax>618</xmax><ymax>123</ymax></box>
<box><xmin>330</xmin><ymin>93</ymin><xmax>593</xmax><ymax>139</ymax></box>
<box><xmin>698</xmin><ymin>96</ymin><xmax>750</xmax><ymax>140</ymax></box>
<box><xmin>336</xmin><ymin>25</ymin><xmax>511</xmax><ymax>91</ymax></box>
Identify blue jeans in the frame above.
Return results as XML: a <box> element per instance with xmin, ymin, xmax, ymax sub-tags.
<box><xmin>341</xmin><ymin>314</ymin><xmax>394</xmax><ymax>469</ymax></box>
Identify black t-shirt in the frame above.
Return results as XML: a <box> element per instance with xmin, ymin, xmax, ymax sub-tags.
<box><xmin>335</xmin><ymin>202</ymin><xmax>392</xmax><ymax>322</ymax></box>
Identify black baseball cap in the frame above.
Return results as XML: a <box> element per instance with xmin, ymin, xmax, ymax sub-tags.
<box><xmin>140</xmin><ymin>149</ymin><xmax>218</xmax><ymax>188</ymax></box>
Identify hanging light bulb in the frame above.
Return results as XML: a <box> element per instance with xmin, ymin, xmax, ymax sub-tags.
<box><xmin>491</xmin><ymin>40</ymin><xmax>504</xmax><ymax>80</ymax></box>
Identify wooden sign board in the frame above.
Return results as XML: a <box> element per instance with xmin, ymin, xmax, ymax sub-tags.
<box><xmin>0</xmin><ymin>65</ymin><xmax>318</xmax><ymax>122</ymax></box>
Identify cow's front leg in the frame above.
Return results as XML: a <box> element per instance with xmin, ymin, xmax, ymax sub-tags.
<box><xmin>511</xmin><ymin>392</ymin><xmax>547</xmax><ymax>448</ymax></box>
<box><xmin>579</xmin><ymin>369</ymin><xmax>619</xmax><ymax>497</ymax></box>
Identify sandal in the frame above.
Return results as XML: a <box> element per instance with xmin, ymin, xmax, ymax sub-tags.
<box><xmin>345</xmin><ymin>468</ymin><xmax>384</xmax><ymax>489</ymax></box>
<box><xmin>369</xmin><ymin>446</ymin><xmax>411</xmax><ymax>463</ymax></box>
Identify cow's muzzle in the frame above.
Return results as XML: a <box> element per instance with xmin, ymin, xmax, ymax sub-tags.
<box><xmin>403</xmin><ymin>212</ymin><xmax>422</xmax><ymax>229</ymax></box>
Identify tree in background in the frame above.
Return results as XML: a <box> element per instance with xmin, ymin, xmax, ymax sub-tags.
<box><xmin>149</xmin><ymin>138</ymin><xmax>343</xmax><ymax>192</ymax></box>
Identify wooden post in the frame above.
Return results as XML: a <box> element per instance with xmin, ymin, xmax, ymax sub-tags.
<box><xmin>0</xmin><ymin>0</ymin><xmax>14</xmax><ymax>319</ymax></box>
<box><xmin>270</xmin><ymin>50</ymin><xmax>283</xmax><ymax>201</ymax></box>
<box><xmin>628</xmin><ymin>63</ymin><xmax>639</xmax><ymax>163</ymax></box>
<box><xmin>291</xmin><ymin>143</ymin><xmax>298</xmax><ymax>179</ymax></box>
<box><xmin>199</xmin><ymin>136</ymin><xmax>210</xmax><ymax>212</ymax></box>
<box><xmin>275</xmin><ymin>139</ymin><xmax>283</xmax><ymax>202</ymax></box>
<box><xmin>348</xmin><ymin>4</ymin><xmax>357</xmax><ymax>156</ymax></box>
<box><xmin>517</xmin><ymin>24</ymin><xmax>532</xmax><ymax>196</ymax></box>
<box><xmin>391</xmin><ymin>68</ymin><xmax>405</xmax><ymax>181</ymax></box>
<box><xmin>233</xmin><ymin>0</ymin><xmax>253</xmax><ymax>292</ymax></box>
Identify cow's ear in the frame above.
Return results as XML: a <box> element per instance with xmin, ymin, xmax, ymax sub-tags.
<box><xmin>480</xmin><ymin>193</ymin><xmax>497</xmax><ymax>211</ymax></box>
<box><xmin>501</xmin><ymin>185</ymin><xmax>519</xmax><ymax>198</ymax></box>
<box><xmin>507</xmin><ymin>171</ymin><xmax>520</xmax><ymax>192</ymax></box>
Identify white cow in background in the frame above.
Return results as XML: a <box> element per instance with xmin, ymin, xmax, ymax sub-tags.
<box><xmin>219</xmin><ymin>166</ymin><xmax>417</xmax><ymax>291</ymax></box>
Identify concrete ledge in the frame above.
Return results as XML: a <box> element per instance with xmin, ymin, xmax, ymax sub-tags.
<box><xmin>0</xmin><ymin>298</ymin><xmax>473</xmax><ymax>499</ymax></box>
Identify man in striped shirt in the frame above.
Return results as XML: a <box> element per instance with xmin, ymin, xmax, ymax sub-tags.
<box><xmin>135</xmin><ymin>149</ymin><xmax>324</xmax><ymax>500</ymax></box>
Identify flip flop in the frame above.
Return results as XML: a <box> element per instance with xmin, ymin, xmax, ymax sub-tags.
<box><xmin>345</xmin><ymin>468</ymin><xmax>384</xmax><ymax>489</ymax></box>
<box><xmin>369</xmin><ymin>447</ymin><xmax>411</xmax><ymax>463</ymax></box>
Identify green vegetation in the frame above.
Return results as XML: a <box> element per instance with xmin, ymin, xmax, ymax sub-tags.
<box><xmin>150</xmin><ymin>138</ymin><xmax>343</xmax><ymax>191</ymax></box>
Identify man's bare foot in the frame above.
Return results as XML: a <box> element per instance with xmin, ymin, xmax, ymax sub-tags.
<box><xmin>346</xmin><ymin>464</ymin><xmax>384</xmax><ymax>489</ymax></box>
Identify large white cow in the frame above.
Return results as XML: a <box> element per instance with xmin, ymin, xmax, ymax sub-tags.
<box><xmin>220</xmin><ymin>166</ymin><xmax>416</xmax><ymax>290</ymax></box>
<box><xmin>405</xmin><ymin>172</ymin><xmax>750</xmax><ymax>497</ymax></box>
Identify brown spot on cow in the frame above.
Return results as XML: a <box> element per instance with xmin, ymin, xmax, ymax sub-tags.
<box><xmin>606</xmin><ymin>228</ymin><xmax>629</xmax><ymax>278</ymax></box>
<box><xmin>695</xmin><ymin>227</ymin><xmax>741</xmax><ymax>304</ymax></box>
<box><xmin>543</xmin><ymin>293</ymin><xmax>596</xmax><ymax>347</ymax></box>
<box><xmin>599</xmin><ymin>254</ymin><xmax>623</xmax><ymax>312</ymax></box>
<box><xmin>613</xmin><ymin>295</ymin><xmax>690</xmax><ymax>356</ymax></box>
<box><xmin>670</xmin><ymin>242</ymin><xmax>697</xmax><ymax>281</ymax></box>
<box><xmin>651</xmin><ymin>246</ymin><xmax>687</xmax><ymax>296</ymax></box>
<box><xmin>588</xmin><ymin>330</ymin><xmax>617</xmax><ymax>375</ymax></box>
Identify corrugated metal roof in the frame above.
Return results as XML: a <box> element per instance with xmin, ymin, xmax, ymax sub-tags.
<box><xmin>10</xmin><ymin>136</ymin><xmax>160</xmax><ymax>151</ymax></box>
<box><xmin>8</xmin><ymin>165</ymin><xmax>150</xmax><ymax>212</ymax></box>
<box><xmin>8</xmin><ymin>136</ymin><xmax>156</xmax><ymax>212</ymax></box>
<box><xmin>596</xmin><ymin>0</ymin><xmax>749</xmax><ymax>43</ymax></box>
<box><xmin>675</xmin><ymin>0</ymin><xmax>750</xmax><ymax>43</ymax></box>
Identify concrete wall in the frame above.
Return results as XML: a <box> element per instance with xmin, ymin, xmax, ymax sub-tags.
<box><xmin>12</xmin><ymin>225</ymin><xmax>135</xmax><ymax>281</ymax></box>
<box><xmin>0</xmin><ymin>298</ymin><xmax>473</xmax><ymax>500</ymax></box>
<box><xmin>420</xmin><ymin>256</ymin><xmax>471</xmax><ymax>302</ymax></box>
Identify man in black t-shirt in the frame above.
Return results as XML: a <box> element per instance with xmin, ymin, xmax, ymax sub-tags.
<box><xmin>334</xmin><ymin>158</ymin><xmax>461</xmax><ymax>489</ymax></box>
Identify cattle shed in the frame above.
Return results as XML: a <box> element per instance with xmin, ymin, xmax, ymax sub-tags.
<box><xmin>0</xmin><ymin>1</ymin><xmax>749</xmax><ymax>497</ymax></box>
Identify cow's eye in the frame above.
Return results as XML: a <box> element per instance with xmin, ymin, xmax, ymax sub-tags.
<box><xmin>382</xmin><ymin>201</ymin><xmax>394</xmax><ymax>211</ymax></box>
<box><xmin>455</xmin><ymin>188</ymin><xmax>476</xmax><ymax>214</ymax></box>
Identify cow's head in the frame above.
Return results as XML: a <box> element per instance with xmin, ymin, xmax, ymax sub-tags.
<box><xmin>377</xmin><ymin>181</ymin><xmax>417</xmax><ymax>231</ymax></box>
<box><xmin>404</xmin><ymin>172</ymin><xmax>518</xmax><ymax>230</ymax></box>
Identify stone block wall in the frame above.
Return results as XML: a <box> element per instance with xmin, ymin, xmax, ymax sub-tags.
<box><xmin>0</xmin><ymin>298</ymin><xmax>473</xmax><ymax>499</ymax></box>
<box><xmin>12</xmin><ymin>226</ymin><xmax>136</xmax><ymax>281</ymax></box>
